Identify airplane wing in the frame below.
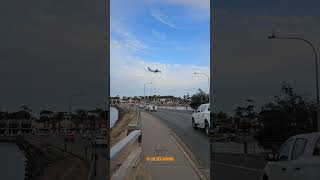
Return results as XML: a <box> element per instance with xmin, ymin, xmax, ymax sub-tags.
<box><xmin>148</xmin><ymin>67</ymin><xmax>156</xmax><ymax>72</ymax></box>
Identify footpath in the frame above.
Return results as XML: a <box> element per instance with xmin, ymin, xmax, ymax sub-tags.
<box><xmin>140</xmin><ymin>111</ymin><xmax>205</xmax><ymax>180</ymax></box>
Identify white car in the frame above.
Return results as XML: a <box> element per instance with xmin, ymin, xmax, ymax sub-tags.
<box><xmin>262</xmin><ymin>132</ymin><xmax>320</xmax><ymax>180</ymax></box>
<box><xmin>147</xmin><ymin>104</ymin><xmax>158</xmax><ymax>111</ymax></box>
<box><xmin>192</xmin><ymin>103</ymin><xmax>210</xmax><ymax>136</ymax></box>
<box><xmin>92</xmin><ymin>135</ymin><xmax>108</xmax><ymax>147</ymax></box>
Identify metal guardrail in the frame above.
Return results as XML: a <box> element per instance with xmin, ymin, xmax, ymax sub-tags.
<box><xmin>110</xmin><ymin>130</ymin><xmax>141</xmax><ymax>160</ymax></box>
<box><xmin>110</xmin><ymin>107</ymin><xmax>143</xmax><ymax>179</ymax></box>
<box><xmin>110</xmin><ymin>130</ymin><xmax>142</xmax><ymax>173</ymax></box>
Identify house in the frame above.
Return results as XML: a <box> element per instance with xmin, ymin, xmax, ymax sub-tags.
<box><xmin>0</xmin><ymin>119</ymin><xmax>33</xmax><ymax>135</ymax></box>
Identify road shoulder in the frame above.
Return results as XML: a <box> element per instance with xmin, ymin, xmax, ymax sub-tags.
<box><xmin>140</xmin><ymin>111</ymin><xmax>207</xmax><ymax>180</ymax></box>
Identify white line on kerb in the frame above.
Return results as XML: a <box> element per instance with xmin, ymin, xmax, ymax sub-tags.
<box><xmin>213</xmin><ymin>161</ymin><xmax>262</xmax><ymax>173</ymax></box>
<box><xmin>174</xmin><ymin>112</ymin><xmax>192</xmax><ymax>116</ymax></box>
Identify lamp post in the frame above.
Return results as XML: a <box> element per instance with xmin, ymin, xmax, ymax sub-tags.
<box><xmin>268</xmin><ymin>34</ymin><xmax>319</xmax><ymax>131</ymax></box>
<box><xmin>144</xmin><ymin>82</ymin><xmax>152</xmax><ymax>102</ymax></box>
<box><xmin>194</xmin><ymin>72</ymin><xmax>210</xmax><ymax>99</ymax></box>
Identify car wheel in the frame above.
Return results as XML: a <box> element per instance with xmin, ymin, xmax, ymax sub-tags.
<box><xmin>205</xmin><ymin>121</ymin><xmax>209</xmax><ymax>136</ymax></box>
<box><xmin>192</xmin><ymin>119</ymin><xmax>197</xmax><ymax>129</ymax></box>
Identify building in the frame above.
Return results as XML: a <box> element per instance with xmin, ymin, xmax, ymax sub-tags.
<box><xmin>0</xmin><ymin>119</ymin><xmax>33</xmax><ymax>135</ymax></box>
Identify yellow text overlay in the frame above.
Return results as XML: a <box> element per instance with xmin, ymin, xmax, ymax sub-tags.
<box><xmin>145</xmin><ymin>156</ymin><xmax>175</xmax><ymax>161</ymax></box>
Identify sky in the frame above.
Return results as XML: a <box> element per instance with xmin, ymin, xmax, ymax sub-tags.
<box><xmin>110</xmin><ymin>0</ymin><xmax>210</xmax><ymax>97</ymax></box>
<box><xmin>213</xmin><ymin>0</ymin><xmax>320</xmax><ymax>114</ymax></box>
<box><xmin>0</xmin><ymin>0</ymin><xmax>107</xmax><ymax>113</ymax></box>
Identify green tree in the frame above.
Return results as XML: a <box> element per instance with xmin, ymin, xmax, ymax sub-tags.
<box><xmin>256</xmin><ymin>82</ymin><xmax>315</xmax><ymax>150</ymax></box>
<box><xmin>190</xmin><ymin>88</ymin><xmax>209</xmax><ymax>109</ymax></box>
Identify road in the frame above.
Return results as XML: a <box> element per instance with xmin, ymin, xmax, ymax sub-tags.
<box><xmin>212</xmin><ymin>153</ymin><xmax>266</xmax><ymax>180</ymax></box>
<box><xmin>148</xmin><ymin>108</ymin><xmax>267</xmax><ymax>180</ymax></box>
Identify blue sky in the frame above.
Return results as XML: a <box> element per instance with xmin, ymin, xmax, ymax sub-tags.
<box><xmin>110</xmin><ymin>0</ymin><xmax>210</xmax><ymax>97</ymax></box>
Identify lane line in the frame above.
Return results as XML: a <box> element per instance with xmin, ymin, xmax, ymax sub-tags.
<box><xmin>213</xmin><ymin>161</ymin><xmax>262</xmax><ymax>173</ymax></box>
<box><xmin>159</xmin><ymin>109</ymin><xmax>193</xmax><ymax>117</ymax></box>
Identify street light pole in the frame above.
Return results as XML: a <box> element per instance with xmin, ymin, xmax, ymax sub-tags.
<box><xmin>268</xmin><ymin>34</ymin><xmax>320</xmax><ymax>131</ymax></box>
<box><xmin>144</xmin><ymin>82</ymin><xmax>152</xmax><ymax>102</ymax></box>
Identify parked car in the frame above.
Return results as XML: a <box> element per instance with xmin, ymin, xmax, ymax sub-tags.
<box><xmin>92</xmin><ymin>135</ymin><xmax>108</xmax><ymax>147</ymax></box>
<box><xmin>262</xmin><ymin>132</ymin><xmax>320</xmax><ymax>180</ymax></box>
<box><xmin>192</xmin><ymin>103</ymin><xmax>210</xmax><ymax>136</ymax></box>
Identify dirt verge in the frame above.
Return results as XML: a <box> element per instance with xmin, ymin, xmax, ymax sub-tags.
<box><xmin>111</xmin><ymin>105</ymin><xmax>138</xmax><ymax>147</ymax></box>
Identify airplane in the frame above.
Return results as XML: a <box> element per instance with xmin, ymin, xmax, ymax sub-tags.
<box><xmin>148</xmin><ymin>67</ymin><xmax>161</xmax><ymax>73</ymax></box>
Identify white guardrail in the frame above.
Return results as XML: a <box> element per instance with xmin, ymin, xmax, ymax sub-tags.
<box><xmin>110</xmin><ymin>129</ymin><xmax>141</xmax><ymax>161</ymax></box>
<box><xmin>110</xmin><ymin>130</ymin><xmax>142</xmax><ymax>179</ymax></box>
<box><xmin>110</xmin><ymin>110</ymin><xmax>142</xmax><ymax>180</ymax></box>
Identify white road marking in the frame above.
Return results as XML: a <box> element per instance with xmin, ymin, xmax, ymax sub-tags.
<box><xmin>160</xmin><ymin>109</ymin><xmax>193</xmax><ymax>117</ymax></box>
<box><xmin>213</xmin><ymin>161</ymin><xmax>262</xmax><ymax>173</ymax></box>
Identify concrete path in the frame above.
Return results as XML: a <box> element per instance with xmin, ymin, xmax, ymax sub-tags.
<box><xmin>150</xmin><ymin>109</ymin><xmax>209</xmax><ymax>169</ymax></box>
<box><xmin>140</xmin><ymin>111</ymin><xmax>203</xmax><ymax>180</ymax></box>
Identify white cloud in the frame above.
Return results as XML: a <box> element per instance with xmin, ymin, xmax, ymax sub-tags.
<box><xmin>151</xmin><ymin>11</ymin><xmax>178</xmax><ymax>29</ymax></box>
<box><xmin>110</xmin><ymin>41</ymin><xmax>209</xmax><ymax>96</ymax></box>
<box><xmin>149</xmin><ymin>0</ymin><xmax>210</xmax><ymax>13</ymax></box>
<box><xmin>111</xmin><ymin>20</ymin><xmax>151</xmax><ymax>53</ymax></box>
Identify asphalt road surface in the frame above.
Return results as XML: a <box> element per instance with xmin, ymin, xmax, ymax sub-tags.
<box><xmin>148</xmin><ymin>108</ymin><xmax>267</xmax><ymax>180</ymax></box>
<box><xmin>212</xmin><ymin>153</ymin><xmax>266</xmax><ymax>180</ymax></box>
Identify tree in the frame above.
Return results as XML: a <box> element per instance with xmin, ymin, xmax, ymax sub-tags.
<box><xmin>53</xmin><ymin>112</ymin><xmax>67</xmax><ymax>120</ymax></box>
<box><xmin>216</xmin><ymin>111</ymin><xmax>228</xmax><ymax>119</ymax></box>
<box><xmin>234</xmin><ymin>106</ymin><xmax>245</xmax><ymax>117</ymax></box>
<box><xmin>40</xmin><ymin>110</ymin><xmax>54</xmax><ymax>121</ymax></box>
<box><xmin>190</xmin><ymin>89</ymin><xmax>209</xmax><ymax>109</ymax></box>
<box><xmin>75</xmin><ymin>109</ymin><xmax>88</xmax><ymax>119</ymax></box>
<box><xmin>256</xmin><ymin>82</ymin><xmax>315</xmax><ymax>150</ymax></box>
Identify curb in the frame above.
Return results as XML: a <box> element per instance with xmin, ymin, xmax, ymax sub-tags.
<box><xmin>145</xmin><ymin>111</ymin><xmax>208</xmax><ymax>180</ymax></box>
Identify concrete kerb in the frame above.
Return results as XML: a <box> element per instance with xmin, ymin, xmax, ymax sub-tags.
<box><xmin>145</xmin><ymin>112</ymin><xmax>208</xmax><ymax>180</ymax></box>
